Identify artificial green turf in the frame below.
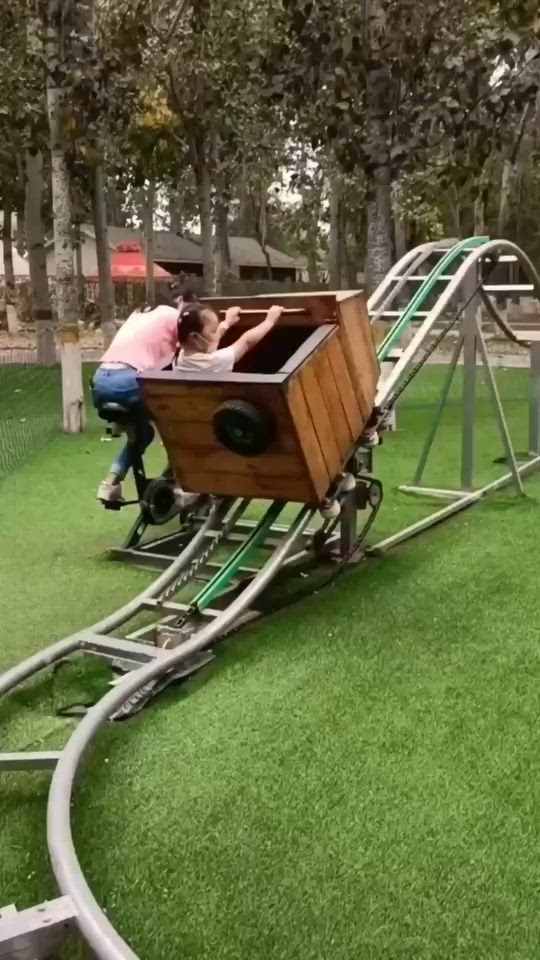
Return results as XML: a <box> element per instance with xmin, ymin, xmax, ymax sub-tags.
<box><xmin>0</xmin><ymin>363</ymin><xmax>61</xmax><ymax>481</ymax></box>
<box><xmin>1</xmin><ymin>364</ymin><xmax>540</xmax><ymax>959</ymax></box>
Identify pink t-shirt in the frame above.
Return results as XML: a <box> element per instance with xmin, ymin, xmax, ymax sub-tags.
<box><xmin>100</xmin><ymin>306</ymin><xmax>179</xmax><ymax>371</ymax></box>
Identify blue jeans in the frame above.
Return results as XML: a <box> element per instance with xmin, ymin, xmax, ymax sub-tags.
<box><xmin>92</xmin><ymin>367</ymin><xmax>154</xmax><ymax>480</ymax></box>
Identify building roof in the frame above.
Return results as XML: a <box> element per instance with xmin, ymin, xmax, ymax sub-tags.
<box><xmin>188</xmin><ymin>233</ymin><xmax>302</xmax><ymax>270</ymax></box>
<box><xmin>153</xmin><ymin>231</ymin><xmax>202</xmax><ymax>263</ymax></box>
<box><xmin>87</xmin><ymin>243</ymin><xmax>175</xmax><ymax>281</ymax></box>
<box><xmin>228</xmin><ymin>236</ymin><xmax>301</xmax><ymax>270</ymax></box>
<box><xmin>71</xmin><ymin>224</ymin><xmax>204</xmax><ymax>264</ymax></box>
<box><xmin>44</xmin><ymin>224</ymin><xmax>302</xmax><ymax>271</ymax></box>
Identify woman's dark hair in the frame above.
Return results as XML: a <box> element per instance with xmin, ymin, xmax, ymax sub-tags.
<box><xmin>141</xmin><ymin>286</ymin><xmax>199</xmax><ymax>313</ymax></box>
<box><xmin>141</xmin><ymin>291</ymin><xmax>178</xmax><ymax>311</ymax></box>
<box><xmin>177</xmin><ymin>302</ymin><xmax>212</xmax><ymax>345</ymax></box>
<box><xmin>167</xmin><ymin>282</ymin><xmax>199</xmax><ymax>304</ymax></box>
<box><xmin>180</xmin><ymin>287</ymin><xmax>198</xmax><ymax>304</ymax></box>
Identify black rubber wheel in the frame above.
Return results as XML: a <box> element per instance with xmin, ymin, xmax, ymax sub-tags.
<box><xmin>140</xmin><ymin>477</ymin><xmax>178</xmax><ymax>525</ymax></box>
<box><xmin>368</xmin><ymin>480</ymin><xmax>383</xmax><ymax>508</ymax></box>
<box><xmin>355</xmin><ymin>480</ymin><xmax>369</xmax><ymax>510</ymax></box>
<box><xmin>213</xmin><ymin>399</ymin><xmax>275</xmax><ymax>457</ymax></box>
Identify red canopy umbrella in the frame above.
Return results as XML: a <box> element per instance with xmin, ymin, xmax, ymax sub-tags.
<box><xmin>88</xmin><ymin>242</ymin><xmax>174</xmax><ymax>281</ymax></box>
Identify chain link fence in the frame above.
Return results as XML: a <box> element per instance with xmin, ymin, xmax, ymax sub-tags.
<box><xmin>0</xmin><ymin>349</ymin><xmax>61</xmax><ymax>482</ymax></box>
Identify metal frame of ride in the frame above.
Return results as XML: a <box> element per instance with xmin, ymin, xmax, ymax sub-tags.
<box><xmin>1</xmin><ymin>237</ymin><xmax>540</xmax><ymax>960</ymax></box>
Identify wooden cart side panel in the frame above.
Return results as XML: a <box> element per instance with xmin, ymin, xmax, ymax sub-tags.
<box><xmin>325</xmin><ymin>335</ymin><xmax>364</xmax><ymax>439</ymax></box>
<box><xmin>296</xmin><ymin>359</ymin><xmax>343</xmax><ymax>487</ymax></box>
<box><xmin>168</xmin><ymin>471</ymin><xmax>314</xmax><ymax>503</ymax></box>
<box><xmin>336</xmin><ymin>296</ymin><xmax>379</xmax><ymax>421</ymax></box>
<box><xmin>337</xmin><ymin>327</ymin><xmax>371</xmax><ymax>421</ymax></box>
<box><xmin>166</xmin><ymin>445</ymin><xmax>306</xmax><ymax>479</ymax></box>
<box><xmin>155</xmin><ymin>419</ymin><xmax>298</xmax><ymax>455</ymax></box>
<box><xmin>142</xmin><ymin>383</ymin><xmax>290</xmax><ymax>431</ymax></box>
<box><xmin>338</xmin><ymin>295</ymin><xmax>380</xmax><ymax>397</ymax></box>
<box><xmin>286</xmin><ymin>376</ymin><xmax>330</xmax><ymax>502</ymax></box>
<box><xmin>143</xmin><ymin>379</ymin><xmax>315</xmax><ymax>503</ymax></box>
<box><xmin>311</xmin><ymin>349</ymin><xmax>354</xmax><ymax>462</ymax></box>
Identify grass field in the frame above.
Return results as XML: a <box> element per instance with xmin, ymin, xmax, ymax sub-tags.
<box><xmin>0</xmin><ymin>362</ymin><xmax>61</xmax><ymax>481</ymax></box>
<box><xmin>2</xmin><ymin>365</ymin><xmax>540</xmax><ymax>960</ymax></box>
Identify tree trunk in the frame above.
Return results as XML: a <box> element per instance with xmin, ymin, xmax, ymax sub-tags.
<box><xmin>73</xmin><ymin>220</ymin><xmax>85</xmax><ymax>315</ymax></box>
<box><xmin>143</xmin><ymin>179</ymin><xmax>155</xmax><ymax>303</ymax></box>
<box><xmin>328</xmin><ymin>175</ymin><xmax>342</xmax><ymax>287</ymax></box>
<box><xmin>366</xmin><ymin>162</ymin><xmax>393</xmax><ymax>294</ymax></box>
<box><xmin>252</xmin><ymin>180</ymin><xmax>272</xmax><ymax>280</ymax></box>
<box><xmin>106</xmin><ymin>183</ymin><xmax>126</xmax><ymax>227</ymax></box>
<box><xmin>25</xmin><ymin>149</ymin><xmax>56</xmax><ymax>364</ymax></box>
<box><xmin>2</xmin><ymin>205</ymin><xmax>19</xmax><ymax>334</ymax></box>
<box><xmin>196</xmin><ymin>162</ymin><xmax>215</xmax><ymax>294</ymax></box>
<box><xmin>214</xmin><ymin>194</ymin><xmax>232</xmax><ymax>294</ymax></box>
<box><xmin>364</xmin><ymin>0</ymin><xmax>394</xmax><ymax>295</ymax></box>
<box><xmin>237</xmin><ymin>163</ymin><xmax>256</xmax><ymax>236</ymax></box>
<box><xmin>15</xmin><ymin>155</ymin><xmax>26</xmax><ymax>256</ymax></box>
<box><xmin>45</xmin><ymin>0</ymin><xmax>84</xmax><ymax>432</ymax></box>
<box><xmin>24</xmin><ymin>0</ymin><xmax>54</xmax><ymax>367</ymax></box>
<box><xmin>92</xmin><ymin>163</ymin><xmax>116</xmax><ymax>346</ymax></box>
<box><xmin>393</xmin><ymin>214</ymin><xmax>407</xmax><ymax>262</ymax></box>
<box><xmin>448</xmin><ymin>185</ymin><xmax>461</xmax><ymax>237</ymax></box>
<box><xmin>498</xmin><ymin>102</ymin><xmax>532</xmax><ymax>238</ymax></box>
<box><xmin>299</xmin><ymin>180</ymin><xmax>321</xmax><ymax>285</ymax></box>
<box><xmin>473</xmin><ymin>158</ymin><xmax>492</xmax><ymax>235</ymax></box>
<box><xmin>168</xmin><ymin>188</ymin><xmax>183</xmax><ymax>234</ymax></box>
<box><xmin>344</xmin><ymin>213</ymin><xmax>358</xmax><ymax>288</ymax></box>
<box><xmin>307</xmin><ymin>247</ymin><xmax>319</xmax><ymax>285</ymax></box>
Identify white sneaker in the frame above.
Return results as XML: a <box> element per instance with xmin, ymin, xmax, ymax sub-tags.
<box><xmin>174</xmin><ymin>487</ymin><xmax>199</xmax><ymax>510</ymax></box>
<box><xmin>97</xmin><ymin>479</ymin><xmax>124</xmax><ymax>504</ymax></box>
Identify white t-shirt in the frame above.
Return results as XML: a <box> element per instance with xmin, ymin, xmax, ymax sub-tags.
<box><xmin>175</xmin><ymin>346</ymin><xmax>236</xmax><ymax>374</ymax></box>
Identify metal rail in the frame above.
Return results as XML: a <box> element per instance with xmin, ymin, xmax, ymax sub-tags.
<box><xmin>46</xmin><ymin>505</ymin><xmax>315</xmax><ymax>960</ymax></box>
<box><xmin>367</xmin><ymin>239</ymin><xmax>457</xmax><ymax>318</ymax></box>
<box><xmin>3</xmin><ymin>237</ymin><xmax>540</xmax><ymax>960</ymax></box>
<box><xmin>376</xmin><ymin>240</ymin><xmax>540</xmax><ymax>409</ymax></box>
<box><xmin>0</xmin><ymin>498</ymin><xmax>230</xmax><ymax>698</ymax></box>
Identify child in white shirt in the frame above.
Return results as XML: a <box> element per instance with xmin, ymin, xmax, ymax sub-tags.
<box><xmin>175</xmin><ymin>302</ymin><xmax>283</xmax><ymax>372</ymax></box>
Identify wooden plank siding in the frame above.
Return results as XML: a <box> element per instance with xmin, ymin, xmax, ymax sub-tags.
<box><xmin>141</xmin><ymin>292</ymin><xmax>378</xmax><ymax>505</ymax></box>
<box><xmin>143</xmin><ymin>378</ymin><xmax>315</xmax><ymax>502</ymax></box>
<box><xmin>337</xmin><ymin>296</ymin><xmax>379</xmax><ymax>421</ymax></box>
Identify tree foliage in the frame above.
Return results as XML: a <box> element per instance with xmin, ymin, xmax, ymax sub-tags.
<box><xmin>1</xmin><ymin>0</ymin><xmax>540</xmax><ymax>302</ymax></box>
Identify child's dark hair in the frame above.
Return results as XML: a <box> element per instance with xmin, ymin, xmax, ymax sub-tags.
<box><xmin>177</xmin><ymin>302</ymin><xmax>212</xmax><ymax>345</ymax></box>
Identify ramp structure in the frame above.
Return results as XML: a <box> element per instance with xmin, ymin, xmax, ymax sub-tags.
<box><xmin>2</xmin><ymin>238</ymin><xmax>540</xmax><ymax>960</ymax></box>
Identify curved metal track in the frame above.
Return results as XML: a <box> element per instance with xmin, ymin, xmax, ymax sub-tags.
<box><xmin>0</xmin><ymin>497</ymin><xmax>233</xmax><ymax>698</ymax></box>
<box><xmin>376</xmin><ymin>239</ymin><xmax>540</xmax><ymax>408</ymax></box>
<box><xmin>2</xmin><ymin>237</ymin><xmax>540</xmax><ymax>960</ymax></box>
<box><xmin>367</xmin><ymin>238</ymin><xmax>458</xmax><ymax>321</ymax></box>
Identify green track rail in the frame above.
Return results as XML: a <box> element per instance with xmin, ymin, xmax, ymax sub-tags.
<box><xmin>377</xmin><ymin>236</ymin><xmax>488</xmax><ymax>361</ymax></box>
<box><xmin>192</xmin><ymin>501</ymin><xmax>285</xmax><ymax>612</ymax></box>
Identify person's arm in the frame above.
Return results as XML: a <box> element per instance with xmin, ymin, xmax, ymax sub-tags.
<box><xmin>231</xmin><ymin>306</ymin><xmax>283</xmax><ymax>362</ymax></box>
<box><xmin>216</xmin><ymin>306</ymin><xmax>241</xmax><ymax>343</ymax></box>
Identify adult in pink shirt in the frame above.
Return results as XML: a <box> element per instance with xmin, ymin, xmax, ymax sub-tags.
<box><xmin>92</xmin><ymin>290</ymin><xmax>196</xmax><ymax>504</ymax></box>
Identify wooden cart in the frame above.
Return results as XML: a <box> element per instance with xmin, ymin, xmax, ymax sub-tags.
<box><xmin>140</xmin><ymin>292</ymin><xmax>379</xmax><ymax>504</ymax></box>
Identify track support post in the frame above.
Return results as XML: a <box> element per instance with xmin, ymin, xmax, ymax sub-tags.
<box><xmin>0</xmin><ymin>897</ymin><xmax>76</xmax><ymax>960</ymax></box>
<box><xmin>460</xmin><ymin>272</ymin><xmax>479</xmax><ymax>491</ymax></box>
